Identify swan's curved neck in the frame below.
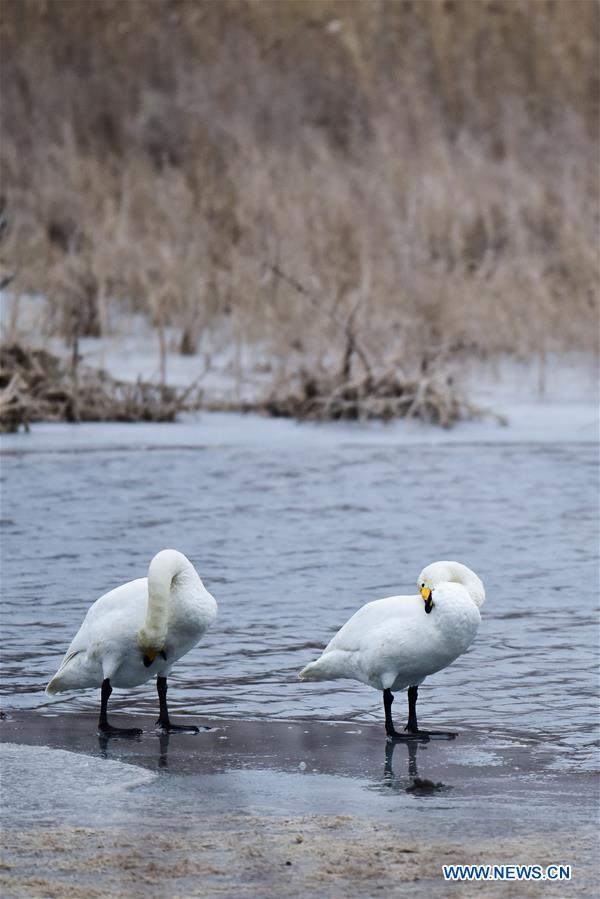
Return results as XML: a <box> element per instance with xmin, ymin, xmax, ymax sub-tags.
<box><xmin>450</xmin><ymin>563</ymin><xmax>485</xmax><ymax>608</ymax></box>
<box><xmin>137</xmin><ymin>550</ymin><xmax>191</xmax><ymax>652</ymax></box>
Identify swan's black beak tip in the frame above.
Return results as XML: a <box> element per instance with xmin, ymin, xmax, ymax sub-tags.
<box><xmin>143</xmin><ymin>649</ymin><xmax>166</xmax><ymax>667</ymax></box>
<box><xmin>420</xmin><ymin>586</ymin><xmax>433</xmax><ymax>614</ymax></box>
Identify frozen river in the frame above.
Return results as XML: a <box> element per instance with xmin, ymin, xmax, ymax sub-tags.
<box><xmin>1</xmin><ymin>415</ymin><xmax>598</xmax><ymax>773</ymax></box>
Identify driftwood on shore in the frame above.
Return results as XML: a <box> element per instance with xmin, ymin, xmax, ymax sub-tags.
<box><xmin>206</xmin><ymin>367</ymin><xmax>505</xmax><ymax>428</ymax></box>
<box><xmin>0</xmin><ymin>343</ymin><xmax>200</xmax><ymax>432</ymax></box>
<box><xmin>0</xmin><ymin>342</ymin><xmax>503</xmax><ymax>432</ymax></box>
<box><xmin>257</xmin><ymin>368</ymin><xmax>501</xmax><ymax>427</ymax></box>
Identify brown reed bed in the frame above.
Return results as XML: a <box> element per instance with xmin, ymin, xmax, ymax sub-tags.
<box><xmin>1</xmin><ymin>1</ymin><xmax>597</xmax><ymax>401</ymax></box>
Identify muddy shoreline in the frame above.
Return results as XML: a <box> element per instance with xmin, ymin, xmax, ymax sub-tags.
<box><xmin>1</xmin><ymin>712</ymin><xmax>597</xmax><ymax>898</ymax></box>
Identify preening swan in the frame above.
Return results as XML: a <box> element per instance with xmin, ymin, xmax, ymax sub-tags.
<box><xmin>46</xmin><ymin>549</ymin><xmax>217</xmax><ymax>735</ymax></box>
<box><xmin>299</xmin><ymin>561</ymin><xmax>484</xmax><ymax>740</ymax></box>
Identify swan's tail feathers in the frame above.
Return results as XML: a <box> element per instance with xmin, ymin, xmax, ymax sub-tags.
<box><xmin>299</xmin><ymin>650</ymin><xmax>350</xmax><ymax>682</ymax></box>
<box><xmin>299</xmin><ymin>659</ymin><xmax>322</xmax><ymax>682</ymax></box>
<box><xmin>46</xmin><ymin>650</ymin><xmax>84</xmax><ymax>695</ymax></box>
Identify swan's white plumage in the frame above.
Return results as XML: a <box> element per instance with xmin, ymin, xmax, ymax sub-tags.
<box><xmin>46</xmin><ymin>549</ymin><xmax>217</xmax><ymax>694</ymax></box>
<box><xmin>299</xmin><ymin>561</ymin><xmax>483</xmax><ymax>692</ymax></box>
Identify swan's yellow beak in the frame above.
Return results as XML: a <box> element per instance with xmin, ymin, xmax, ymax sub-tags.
<box><xmin>421</xmin><ymin>586</ymin><xmax>433</xmax><ymax>614</ymax></box>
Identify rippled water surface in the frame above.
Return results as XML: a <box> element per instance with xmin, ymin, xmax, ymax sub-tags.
<box><xmin>1</xmin><ymin>422</ymin><xmax>598</xmax><ymax>771</ymax></box>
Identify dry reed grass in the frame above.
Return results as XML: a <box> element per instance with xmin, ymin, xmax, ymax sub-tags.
<box><xmin>1</xmin><ymin>0</ymin><xmax>598</xmax><ymax>407</ymax></box>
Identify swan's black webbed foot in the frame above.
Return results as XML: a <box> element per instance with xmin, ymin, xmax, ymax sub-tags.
<box><xmin>98</xmin><ymin>722</ymin><xmax>143</xmax><ymax>738</ymax></box>
<box><xmin>384</xmin><ymin>689</ymin><xmax>430</xmax><ymax>742</ymax></box>
<box><xmin>155</xmin><ymin>719</ymin><xmax>199</xmax><ymax>734</ymax></box>
<box><xmin>98</xmin><ymin>679</ymin><xmax>142</xmax><ymax>737</ymax></box>
<box><xmin>155</xmin><ymin>676</ymin><xmax>199</xmax><ymax>734</ymax></box>
<box><xmin>383</xmin><ymin>687</ymin><xmax>457</xmax><ymax>742</ymax></box>
<box><xmin>398</xmin><ymin>685</ymin><xmax>458</xmax><ymax>740</ymax></box>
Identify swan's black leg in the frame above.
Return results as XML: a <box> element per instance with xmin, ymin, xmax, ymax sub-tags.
<box><xmin>384</xmin><ymin>688</ymin><xmax>428</xmax><ymax>742</ymax></box>
<box><xmin>404</xmin><ymin>685</ymin><xmax>457</xmax><ymax>740</ymax></box>
<box><xmin>407</xmin><ymin>685</ymin><xmax>419</xmax><ymax>732</ymax></box>
<box><xmin>155</xmin><ymin>676</ymin><xmax>199</xmax><ymax>734</ymax></box>
<box><xmin>384</xmin><ymin>688</ymin><xmax>396</xmax><ymax>736</ymax></box>
<box><xmin>98</xmin><ymin>678</ymin><xmax>142</xmax><ymax>737</ymax></box>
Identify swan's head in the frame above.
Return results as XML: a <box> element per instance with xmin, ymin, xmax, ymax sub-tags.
<box><xmin>417</xmin><ymin>560</ymin><xmax>485</xmax><ymax>612</ymax></box>
<box><xmin>137</xmin><ymin>628</ymin><xmax>167</xmax><ymax>668</ymax></box>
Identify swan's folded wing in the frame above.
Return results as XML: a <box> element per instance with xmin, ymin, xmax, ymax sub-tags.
<box><xmin>323</xmin><ymin>593</ymin><xmax>422</xmax><ymax>654</ymax></box>
<box><xmin>358</xmin><ymin>617</ymin><xmax>437</xmax><ymax>687</ymax></box>
<box><xmin>56</xmin><ymin>577</ymin><xmax>149</xmax><ymax>662</ymax></box>
<box><xmin>80</xmin><ymin>577</ymin><xmax>148</xmax><ymax>629</ymax></box>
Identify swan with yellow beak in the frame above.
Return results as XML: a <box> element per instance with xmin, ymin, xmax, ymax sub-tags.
<box><xmin>299</xmin><ymin>561</ymin><xmax>485</xmax><ymax>740</ymax></box>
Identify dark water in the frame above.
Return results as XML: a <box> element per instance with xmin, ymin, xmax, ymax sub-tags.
<box><xmin>1</xmin><ymin>425</ymin><xmax>598</xmax><ymax>772</ymax></box>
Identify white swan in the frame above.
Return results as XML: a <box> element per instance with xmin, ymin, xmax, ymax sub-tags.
<box><xmin>299</xmin><ymin>561</ymin><xmax>484</xmax><ymax>740</ymax></box>
<box><xmin>46</xmin><ymin>549</ymin><xmax>217</xmax><ymax>735</ymax></box>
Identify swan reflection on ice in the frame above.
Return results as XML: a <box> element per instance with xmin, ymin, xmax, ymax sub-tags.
<box><xmin>379</xmin><ymin>739</ymin><xmax>450</xmax><ymax>796</ymax></box>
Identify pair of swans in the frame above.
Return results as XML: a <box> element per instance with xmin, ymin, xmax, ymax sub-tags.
<box><xmin>47</xmin><ymin>550</ymin><xmax>485</xmax><ymax>740</ymax></box>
